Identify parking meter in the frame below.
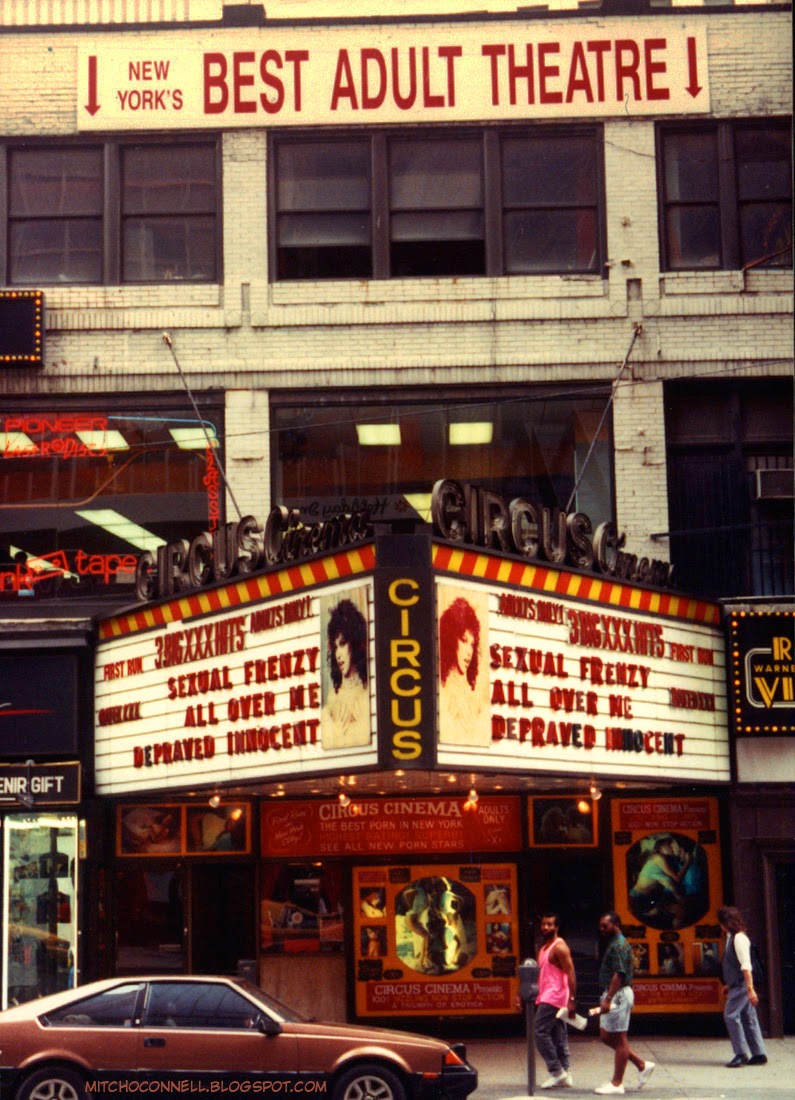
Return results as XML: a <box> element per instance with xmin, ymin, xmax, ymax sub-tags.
<box><xmin>518</xmin><ymin>959</ymin><xmax>539</xmax><ymax>1095</ymax></box>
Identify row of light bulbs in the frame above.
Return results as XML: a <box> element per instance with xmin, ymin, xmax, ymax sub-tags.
<box><xmin>208</xmin><ymin>780</ymin><xmax>603</xmax><ymax>810</ymax></box>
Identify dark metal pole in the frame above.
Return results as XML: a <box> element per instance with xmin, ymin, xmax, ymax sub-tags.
<box><xmin>525</xmin><ymin>995</ymin><xmax>536</xmax><ymax>1096</ymax></box>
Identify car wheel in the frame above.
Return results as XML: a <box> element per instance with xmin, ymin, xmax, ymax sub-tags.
<box><xmin>16</xmin><ymin>1066</ymin><xmax>86</xmax><ymax>1100</ymax></box>
<box><xmin>334</xmin><ymin>1064</ymin><xmax>406</xmax><ymax>1100</ymax></box>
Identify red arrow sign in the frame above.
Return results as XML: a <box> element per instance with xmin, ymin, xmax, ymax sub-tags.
<box><xmin>686</xmin><ymin>37</ymin><xmax>702</xmax><ymax>98</ymax></box>
<box><xmin>85</xmin><ymin>55</ymin><xmax>101</xmax><ymax>116</ymax></box>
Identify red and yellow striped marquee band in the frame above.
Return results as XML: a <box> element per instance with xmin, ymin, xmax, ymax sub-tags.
<box><xmin>98</xmin><ymin>543</ymin><xmax>377</xmax><ymax>641</ymax></box>
<box><xmin>432</xmin><ymin>543</ymin><xmax>721</xmax><ymax>626</ymax></box>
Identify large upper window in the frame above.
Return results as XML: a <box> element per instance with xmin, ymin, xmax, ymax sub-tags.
<box><xmin>4</xmin><ymin>140</ymin><xmax>219</xmax><ymax>285</ymax></box>
<box><xmin>0</xmin><ymin>404</ymin><xmax>223</xmax><ymax>601</ymax></box>
<box><xmin>658</xmin><ymin>119</ymin><xmax>792</xmax><ymax>271</ymax></box>
<box><xmin>271</xmin><ymin>127</ymin><xmax>604</xmax><ymax>281</ymax></box>
<box><xmin>664</xmin><ymin>379</ymin><xmax>793</xmax><ymax>598</ymax></box>
<box><xmin>271</xmin><ymin>389</ymin><xmax>614</xmax><ymax>530</ymax></box>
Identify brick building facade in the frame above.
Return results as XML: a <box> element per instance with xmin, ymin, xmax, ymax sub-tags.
<box><xmin>0</xmin><ymin>0</ymin><xmax>792</xmax><ymax>1032</ymax></box>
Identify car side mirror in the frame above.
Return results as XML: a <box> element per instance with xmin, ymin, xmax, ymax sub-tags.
<box><xmin>256</xmin><ymin>1014</ymin><xmax>282</xmax><ymax>1037</ymax></box>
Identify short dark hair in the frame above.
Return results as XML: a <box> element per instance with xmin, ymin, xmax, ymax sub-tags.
<box><xmin>717</xmin><ymin>905</ymin><xmax>747</xmax><ymax>934</ymax></box>
<box><xmin>541</xmin><ymin>911</ymin><xmax>561</xmax><ymax>927</ymax></box>
<box><xmin>600</xmin><ymin>910</ymin><xmax>622</xmax><ymax>928</ymax></box>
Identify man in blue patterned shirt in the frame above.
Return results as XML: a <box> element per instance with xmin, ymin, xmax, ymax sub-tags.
<box><xmin>593</xmin><ymin>912</ymin><xmax>655</xmax><ymax>1095</ymax></box>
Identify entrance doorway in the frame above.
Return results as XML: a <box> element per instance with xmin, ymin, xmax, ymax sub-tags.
<box><xmin>115</xmin><ymin>864</ymin><xmax>255</xmax><ymax>977</ymax></box>
<box><xmin>775</xmin><ymin>859</ymin><xmax>794</xmax><ymax>1034</ymax></box>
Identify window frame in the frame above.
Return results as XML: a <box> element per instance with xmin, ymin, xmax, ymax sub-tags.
<box><xmin>268</xmin><ymin>125</ymin><xmax>606</xmax><ymax>282</ymax></box>
<box><xmin>657</xmin><ymin>118</ymin><xmax>792</xmax><ymax>273</ymax></box>
<box><xmin>0</xmin><ymin>135</ymin><xmax>223</xmax><ymax>286</ymax></box>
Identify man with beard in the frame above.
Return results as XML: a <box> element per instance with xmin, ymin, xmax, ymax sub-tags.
<box><xmin>594</xmin><ymin>911</ymin><xmax>655</xmax><ymax>1095</ymax></box>
<box><xmin>534</xmin><ymin>912</ymin><xmax>577</xmax><ymax>1089</ymax></box>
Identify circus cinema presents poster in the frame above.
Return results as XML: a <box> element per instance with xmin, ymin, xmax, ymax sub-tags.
<box><xmin>611</xmin><ymin>796</ymin><xmax>724</xmax><ymax>1014</ymax></box>
<box><xmin>353</xmin><ymin>863</ymin><xmax>519</xmax><ymax>1017</ymax></box>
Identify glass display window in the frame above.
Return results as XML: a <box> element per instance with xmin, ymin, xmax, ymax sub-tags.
<box><xmin>271</xmin><ymin>390</ymin><xmax>613</xmax><ymax>529</ymax></box>
<box><xmin>2</xmin><ymin>813</ymin><xmax>78</xmax><ymax>1008</ymax></box>
<box><xmin>0</xmin><ymin>405</ymin><xmax>223</xmax><ymax>601</ymax></box>
<box><xmin>260</xmin><ymin>863</ymin><xmax>344</xmax><ymax>955</ymax></box>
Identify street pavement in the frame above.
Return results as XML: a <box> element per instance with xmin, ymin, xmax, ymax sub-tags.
<box><xmin>463</xmin><ymin>1032</ymin><xmax>795</xmax><ymax>1099</ymax></box>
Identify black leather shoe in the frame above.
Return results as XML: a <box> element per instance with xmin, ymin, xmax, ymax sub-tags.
<box><xmin>748</xmin><ymin>1055</ymin><xmax>768</xmax><ymax>1065</ymax></box>
<box><xmin>726</xmin><ymin>1055</ymin><xmax>749</xmax><ymax>1068</ymax></box>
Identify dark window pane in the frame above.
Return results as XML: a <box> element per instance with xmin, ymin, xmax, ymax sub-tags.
<box><xmin>391</xmin><ymin>239</ymin><xmax>485</xmax><ymax>277</ymax></box>
<box><xmin>10</xmin><ymin>219</ymin><xmax>103</xmax><ymax>284</ymax></box>
<box><xmin>388</xmin><ymin>139</ymin><xmax>484</xmax><ymax>276</ymax></box>
<box><xmin>123</xmin><ymin>146</ymin><xmax>216</xmax><ymax>214</ymax></box>
<box><xmin>739</xmin><ymin>202</ymin><xmax>793</xmax><ymax>267</ymax></box>
<box><xmin>277</xmin><ymin>142</ymin><xmax>370</xmax><ymax>210</ymax></box>
<box><xmin>389</xmin><ymin>139</ymin><xmax>482</xmax><ymax>208</ymax></box>
<box><xmin>502</xmin><ymin>136</ymin><xmax>596</xmax><ymax>206</ymax></box>
<box><xmin>504</xmin><ymin>209</ymin><xmax>597</xmax><ymax>273</ymax></box>
<box><xmin>145</xmin><ymin>983</ymin><xmax>257</xmax><ymax>1029</ymax></box>
<box><xmin>123</xmin><ymin>216</ymin><xmax>215</xmax><ymax>281</ymax></box>
<box><xmin>278</xmin><ymin>245</ymin><xmax>372</xmax><ymax>280</ymax></box>
<box><xmin>735</xmin><ymin>126</ymin><xmax>793</xmax><ymax>199</ymax></box>
<box><xmin>43</xmin><ymin>984</ymin><xmax>143</xmax><ymax>1027</ymax></box>
<box><xmin>275</xmin><ymin>141</ymin><xmax>370</xmax><ymax>279</ymax></box>
<box><xmin>664</xmin><ymin>206</ymin><xmax>721</xmax><ymax>269</ymax></box>
<box><xmin>10</xmin><ymin>149</ymin><xmax>102</xmax><ymax>216</ymax></box>
<box><xmin>663</xmin><ymin>132</ymin><xmax>719</xmax><ymax>202</ymax></box>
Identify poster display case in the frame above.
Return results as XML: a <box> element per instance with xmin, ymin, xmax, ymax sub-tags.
<box><xmin>353</xmin><ymin>862</ymin><xmax>519</xmax><ymax>1017</ymax></box>
<box><xmin>2</xmin><ymin>813</ymin><xmax>79</xmax><ymax>1009</ymax></box>
<box><xmin>610</xmin><ymin>796</ymin><xmax>724</xmax><ymax>1013</ymax></box>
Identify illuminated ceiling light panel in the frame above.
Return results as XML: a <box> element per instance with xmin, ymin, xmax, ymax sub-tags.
<box><xmin>169</xmin><ymin>427</ymin><xmax>219</xmax><ymax>449</ymax></box>
<box><xmin>356</xmin><ymin>424</ymin><xmax>401</xmax><ymax>446</ymax></box>
<box><xmin>403</xmin><ymin>493</ymin><xmax>432</xmax><ymax>521</ymax></box>
<box><xmin>9</xmin><ymin>546</ymin><xmax>77</xmax><ymax>580</ymax></box>
<box><xmin>449</xmin><ymin>422</ymin><xmax>493</xmax><ymax>445</ymax></box>
<box><xmin>75</xmin><ymin>509</ymin><xmax>167</xmax><ymax>552</ymax></box>
<box><xmin>0</xmin><ymin>432</ymin><xmax>36</xmax><ymax>454</ymax></box>
<box><xmin>75</xmin><ymin>430</ymin><xmax>129</xmax><ymax>451</ymax></box>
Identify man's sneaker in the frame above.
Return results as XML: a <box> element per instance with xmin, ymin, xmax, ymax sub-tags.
<box><xmin>637</xmin><ymin>1062</ymin><xmax>655</xmax><ymax>1089</ymax></box>
<box><xmin>541</xmin><ymin>1071</ymin><xmax>569</xmax><ymax>1089</ymax></box>
<box><xmin>594</xmin><ymin>1084</ymin><xmax>625</xmax><ymax>1095</ymax></box>
<box><xmin>562</xmin><ymin>1071</ymin><xmax>574</xmax><ymax>1087</ymax></box>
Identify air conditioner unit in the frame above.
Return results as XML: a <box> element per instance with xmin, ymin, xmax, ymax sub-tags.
<box><xmin>754</xmin><ymin>467</ymin><xmax>794</xmax><ymax>500</ymax></box>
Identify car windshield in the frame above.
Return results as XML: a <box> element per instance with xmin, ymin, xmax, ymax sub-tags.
<box><xmin>234</xmin><ymin>980</ymin><xmax>308</xmax><ymax>1022</ymax></box>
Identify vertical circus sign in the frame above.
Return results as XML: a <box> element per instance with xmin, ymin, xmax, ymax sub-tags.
<box><xmin>375</xmin><ymin>532</ymin><xmax>436</xmax><ymax>770</ymax></box>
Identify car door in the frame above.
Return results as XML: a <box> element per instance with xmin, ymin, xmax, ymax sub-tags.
<box><xmin>37</xmin><ymin>981</ymin><xmax>144</xmax><ymax>1087</ymax></box>
<box><xmin>135</xmin><ymin>979</ymin><xmax>299</xmax><ymax>1094</ymax></box>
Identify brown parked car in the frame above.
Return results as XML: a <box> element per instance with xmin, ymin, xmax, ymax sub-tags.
<box><xmin>0</xmin><ymin>976</ymin><xmax>477</xmax><ymax>1100</ymax></box>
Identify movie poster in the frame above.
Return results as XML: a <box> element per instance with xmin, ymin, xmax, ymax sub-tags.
<box><xmin>611</xmin><ymin>797</ymin><xmax>724</xmax><ymax>1013</ymax></box>
<box><xmin>353</xmin><ymin>862</ymin><xmax>519</xmax><ymax>1017</ymax></box>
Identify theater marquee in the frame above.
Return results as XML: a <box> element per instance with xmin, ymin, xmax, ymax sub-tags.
<box><xmin>433</xmin><ymin>544</ymin><xmax>729</xmax><ymax>784</ymax></box>
<box><xmin>94</xmin><ymin>546</ymin><xmax>379</xmax><ymax>795</ymax></box>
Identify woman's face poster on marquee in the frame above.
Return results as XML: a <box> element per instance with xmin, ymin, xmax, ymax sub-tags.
<box><xmin>353</xmin><ymin>863</ymin><xmax>519</xmax><ymax>1016</ymax></box>
<box><xmin>611</xmin><ymin>796</ymin><xmax>724</xmax><ymax>1014</ymax></box>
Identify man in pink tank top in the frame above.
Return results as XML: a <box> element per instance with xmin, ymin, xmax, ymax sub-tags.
<box><xmin>535</xmin><ymin>912</ymin><xmax>578</xmax><ymax>1089</ymax></box>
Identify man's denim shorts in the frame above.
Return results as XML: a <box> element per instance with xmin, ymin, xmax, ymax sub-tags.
<box><xmin>600</xmin><ymin>985</ymin><xmax>634</xmax><ymax>1032</ymax></box>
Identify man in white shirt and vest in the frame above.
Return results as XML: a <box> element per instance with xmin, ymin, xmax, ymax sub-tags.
<box><xmin>717</xmin><ymin>905</ymin><xmax>768</xmax><ymax>1068</ymax></box>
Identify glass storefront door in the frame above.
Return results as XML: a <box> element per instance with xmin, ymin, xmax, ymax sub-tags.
<box><xmin>115</xmin><ymin>864</ymin><xmax>255</xmax><ymax>977</ymax></box>
<box><xmin>116</xmin><ymin>867</ymin><xmax>186</xmax><ymax>975</ymax></box>
<box><xmin>2</xmin><ymin>813</ymin><xmax>79</xmax><ymax>1008</ymax></box>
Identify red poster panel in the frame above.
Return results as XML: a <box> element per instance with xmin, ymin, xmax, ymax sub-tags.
<box><xmin>353</xmin><ymin>863</ymin><xmax>519</xmax><ymax>1017</ymax></box>
<box><xmin>261</xmin><ymin>796</ymin><xmax>522</xmax><ymax>858</ymax></box>
<box><xmin>611</xmin><ymin>796</ymin><xmax>723</xmax><ymax>1014</ymax></box>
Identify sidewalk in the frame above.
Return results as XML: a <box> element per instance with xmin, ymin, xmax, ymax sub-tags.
<box><xmin>463</xmin><ymin>1033</ymin><xmax>795</xmax><ymax>1099</ymax></box>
